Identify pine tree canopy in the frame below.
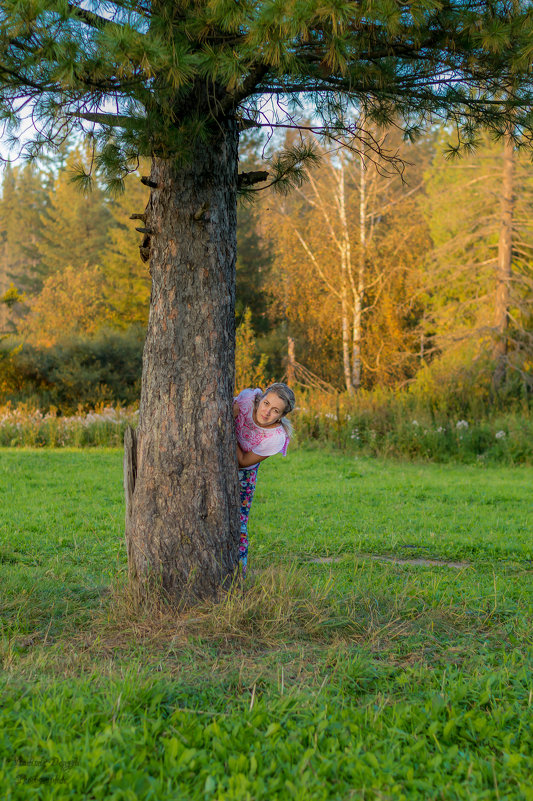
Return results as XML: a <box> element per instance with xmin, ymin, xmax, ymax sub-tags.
<box><xmin>1</xmin><ymin>0</ymin><xmax>532</xmax><ymax>185</ymax></box>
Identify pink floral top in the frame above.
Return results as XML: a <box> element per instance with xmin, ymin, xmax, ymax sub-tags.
<box><xmin>234</xmin><ymin>388</ymin><xmax>290</xmax><ymax>468</ymax></box>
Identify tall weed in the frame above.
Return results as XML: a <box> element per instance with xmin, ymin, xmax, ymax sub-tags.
<box><xmin>0</xmin><ymin>402</ymin><xmax>137</xmax><ymax>447</ymax></box>
<box><xmin>0</xmin><ymin>388</ymin><xmax>531</xmax><ymax>463</ymax></box>
<box><xmin>293</xmin><ymin>388</ymin><xmax>532</xmax><ymax>464</ymax></box>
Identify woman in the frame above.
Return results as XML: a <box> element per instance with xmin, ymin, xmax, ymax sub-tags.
<box><xmin>233</xmin><ymin>383</ymin><xmax>295</xmax><ymax>576</ymax></box>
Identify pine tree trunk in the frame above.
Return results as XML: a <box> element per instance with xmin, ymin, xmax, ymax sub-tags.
<box><xmin>493</xmin><ymin>134</ymin><xmax>514</xmax><ymax>390</ymax></box>
<box><xmin>124</xmin><ymin>117</ymin><xmax>240</xmax><ymax>606</ymax></box>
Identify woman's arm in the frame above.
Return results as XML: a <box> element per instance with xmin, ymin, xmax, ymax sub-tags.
<box><xmin>237</xmin><ymin>444</ymin><xmax>269</xmax><ymax>468</ymax></box>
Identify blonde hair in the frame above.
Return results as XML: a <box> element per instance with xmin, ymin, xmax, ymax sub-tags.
<box><xmin>256</xmin><ymin>383</ymin><xmax>295</xmax><ymax>438</ymax></box>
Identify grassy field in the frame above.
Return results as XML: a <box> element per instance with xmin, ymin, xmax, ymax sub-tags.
<box><xmin>0</xmin><ymin>448</ymin><xmax>532</xmax><ymax>800</ymax></box>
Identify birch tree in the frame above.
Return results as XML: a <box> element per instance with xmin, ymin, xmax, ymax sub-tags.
<box><xmin>268</xmin><ymin>130</ymin><xmax>429</xmax><ymax>391</ymax></box>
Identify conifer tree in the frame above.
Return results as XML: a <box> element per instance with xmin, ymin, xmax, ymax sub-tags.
<box><xmin>21</xmin><ymin>263</ymin><xmax>108</xmax><ymax>345</ymax></box>
<box><xmin>423</xmin><ymin>131</ymin><xmax>533</xmax><ymax>386</ymax></box>
<box><xmin>0</xmin><ymin>162</ymin><xmax>19</xmax><ymax>333</ymax></box>
<box><xmin>39</xmin><ymin>144</ymin><xmax>112</xmax><ymax>276</ymax></box>
<box><xmin>0</xmin><ymin>161</ymin><xmax>49</xmax><ymax>333</ymax></box>
<box><xmin>99</xmin><ymin>170</ymin><xmax>151</xmax><ymax>328</ymax></box>
<box><xmin>0</xmin><ymin>161</ymin><xmax>49</xmax><ymax>294</ymax></box>
<box><xmin>2</xmin><ymin>0</ymin><xmax>532</xmax><ymax>604</ymax></box>
<box><xmin>235</xmin><ymin>132</ymin><xmax>273</xmax><ymax>336</ymax></box>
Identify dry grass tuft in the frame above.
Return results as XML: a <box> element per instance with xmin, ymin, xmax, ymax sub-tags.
<box><xmin>91</xmin><ymin>563</ymin><xmax>440</xmax><ymax>654</ymax></box>
<box><xmin>175</xmin><ymin>565</ymin><xmax>352</xmax><ymax>648</ymax></box>
<box><xmin>89</xmin><ymin>564</ymin><xmax>364</xmax><ymax>651</ymax></box>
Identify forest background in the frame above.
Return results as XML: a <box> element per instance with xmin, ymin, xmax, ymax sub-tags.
<box><xmin>0</xmin><ymin>126</ymin><xmax>532</xmax><ymax>462</ymax></box>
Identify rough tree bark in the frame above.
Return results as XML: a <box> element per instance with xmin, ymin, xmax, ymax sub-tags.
<box><xmin>493</xmin><ymin>134</ymin><xmax>514</xmax><ymax>390</ymax></box>
<box><xmin>124</xmin><ymin>117</ymin><xmax>240</xmax><ymax>605</ymax></box>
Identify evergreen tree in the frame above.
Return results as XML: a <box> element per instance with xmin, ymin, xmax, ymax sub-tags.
<box><xmin>0</xmin><ymin>161</ymin><xmax>49</xmax><ymax>332</ymax></box>
<box><xmin>21</xmin><ymin>263</ymin><xmax>108</xmax><ymax>345</ymax></box>
<box><xmin>0</xmin><ymin>161</ymin><xmax>49</xmax><ymax>293</ymax></box>
<box><xmin>235</xmin><ymin>307</ymin><xmax>268</xmax><ymax>392</ymax></box>
<box><xmin>0</xmin><ymin>162</ymin><xmax>20</xmax><ymax>333</ymax></box>
<box><xmin>2</xmin><ymin>0</ymin><xmax>532</xmax><ymax>604</ymax></box>
<box><xmin>423</xmin><ymin>131</ymin><xmax>533</xmax><ymax>388</ymax></box>
<box><xmin>1</xmin><ymin>151</ymin><xmax>149</xmax><ymax>337</ymax></box>
<box><xmin>39</xmin><ymin>144</ymin><xmax>112</xmax><ymax>276</ymax></box>
<box><xmin>101</xmin><ymin>169</ymin><xmax>151</xmax><ymax>328</ymax></box>
<box><xmin>235</xmin><ymin>130</ymin><xmax>273</xmax><ymax>336</ymax></box>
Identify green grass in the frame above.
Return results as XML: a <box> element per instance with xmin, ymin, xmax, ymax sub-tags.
<box><xmin>0</xmin><ymin>449</ymin><xmax>532</xmax><ymax>800</ymax></box>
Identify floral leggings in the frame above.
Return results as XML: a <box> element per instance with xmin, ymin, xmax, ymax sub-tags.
<box><xmin>238</xmin><ymin>465</ymin><xmax>259</xmax><ymax>577</ymax></box>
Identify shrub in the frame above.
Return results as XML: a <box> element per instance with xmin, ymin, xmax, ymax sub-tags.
<box><xmin>0</xmin><ymin>403</ymin><xmax>138</xmax><ymax>447</ymax></box>
<box><xmin>0</xmin><ymin>327</ymin><xmax>144</xmax><ymax>413</ymax></box>
<box><xmin>235</xmin><ymin>308</ymin><xmax>268</xmax><ymax>392</ymax></box>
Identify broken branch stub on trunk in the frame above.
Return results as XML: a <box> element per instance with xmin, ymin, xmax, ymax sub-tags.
<box><xmin>237</xmin><ymin>170</ymin><xmax>269</xmax><ymax>188</ymax></box>
<box><xmin>141</xmin><ymin>176</ymin><xmax>158</xmax><ymax>188</ymax></box>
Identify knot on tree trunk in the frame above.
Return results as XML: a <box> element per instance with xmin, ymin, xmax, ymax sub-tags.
<box><xmin>139</xmin><ymin>234</ymin><xmax>151</xmax><ymax>262</ymax></box>
<box><xmin>193</xmin><ymin>201</ymin><xmax>210</xmax><ymax>221</ymax></box>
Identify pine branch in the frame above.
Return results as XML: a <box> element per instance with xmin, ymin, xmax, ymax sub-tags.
<box><xmin>0</xmin><ymin>65</ymin><xmax>50</xmax><ymax>94</ymax></box>
<box><xmin>70</xmin><ymin>112</ymin><xmax>139</xmax><ymax>128</ymax></box>
<box><xmin>66</xmin><ymin>3</ymin><xmax>127</xmax><ymax>32</ymax></box>
<box><xmin>237</xmin><ymin>117</ymin><xmax>261</xmax><ymax>131</ymax></box>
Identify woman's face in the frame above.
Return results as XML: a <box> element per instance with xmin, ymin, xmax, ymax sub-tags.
<box><xmin>256</xmin><ymin>392</ymin><xmax>285</xmax><ymax>426</ymax></box>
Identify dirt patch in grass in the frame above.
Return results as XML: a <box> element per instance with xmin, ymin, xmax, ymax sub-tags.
<box><xmin>308</xmin><ymin>554</ymin><xmax>471</xmax><ymax>569</ymax></box>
